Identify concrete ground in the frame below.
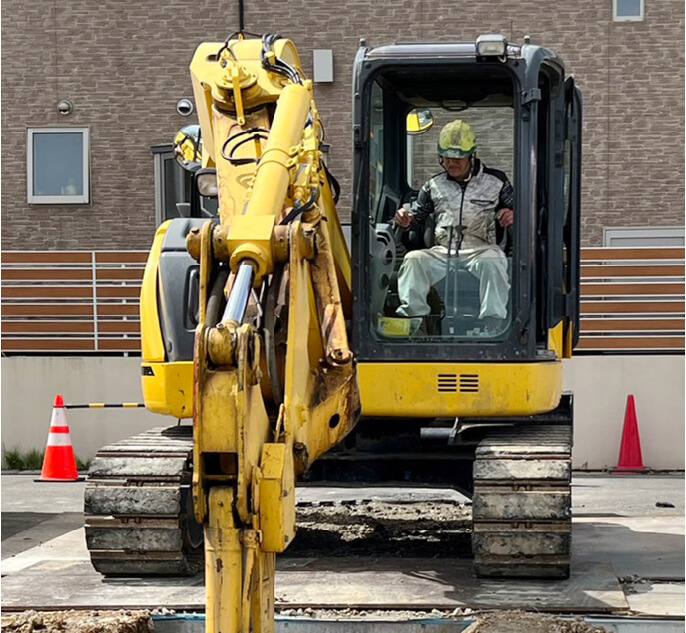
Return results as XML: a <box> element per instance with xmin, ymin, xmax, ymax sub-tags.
<box><xmin>1</xmin><ymin>473</ymin><xmax>684</xmax><ymax>618</ymax></box>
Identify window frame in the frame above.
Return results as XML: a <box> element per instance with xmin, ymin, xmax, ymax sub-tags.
<box><xmin>603</xmin><ymin>226</ymin><xmax>684</xmax><ymax>246</ymax></box>
<box><xmin>152</xmin><ymin>144</ymin><xmax>188</xmax><ymax>225</ymax></box>
<box><xmin>27</xmin><ymin>127</ymin><xmax>91</xmax><ymax>204</ymax></box>
<box><xmin>613</xmin><ymin>0</ymin><xmax>644</xmax><ymax>22</ymax></box>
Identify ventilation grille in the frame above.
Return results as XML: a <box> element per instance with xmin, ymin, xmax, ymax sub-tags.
<box><xmin>437</xmin><ymin>373</ymin><xmax>480</xmax><ymax>393</ymax></box>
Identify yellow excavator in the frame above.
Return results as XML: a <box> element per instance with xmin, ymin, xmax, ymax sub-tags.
<box><xmin>84</xmin><ymin>31</ymin><xmax>581</xmax><ymax>633</ymax></box>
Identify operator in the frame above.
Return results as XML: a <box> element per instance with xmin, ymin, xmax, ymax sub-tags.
<box><xmin>394</xmin><ymin>119</ymin><xmax>514</xmax><ymax>332</ymax></box>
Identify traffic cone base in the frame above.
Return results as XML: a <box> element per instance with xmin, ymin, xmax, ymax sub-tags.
<box><xmin>611</xmin><ymin>394</ymin><xmax>649</xmax><ymax>474</ymax></box>
<box><xmin>37</xmin><ymin>394</ymin><xmax>82</xmax><ymax>482</ymax></box>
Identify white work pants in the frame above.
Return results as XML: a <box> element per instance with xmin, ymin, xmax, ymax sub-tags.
<box><xmin>396</xmin><ymin>245</ymin><xmax>510</xmax><ymax>319</ymax></box>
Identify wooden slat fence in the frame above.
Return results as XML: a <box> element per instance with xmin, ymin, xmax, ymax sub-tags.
<box><xmin>578</xmin><ymin>247</ymin><xmax>685</xmax><ymax>352</ymax></box>
<box><xmin>1</xmin><ymin>251</ymin><xmax>147</xmax><ymax>353</ymax></box>
<box><xmin>1</xmin><ymin>247</ymin><xmax>684</xmax><ymax>354</ymax></box>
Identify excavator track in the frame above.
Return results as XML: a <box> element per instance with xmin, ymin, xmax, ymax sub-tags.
<box><xmin>472</xmin><ymin>424</ymin><xmax>572</xmax><ymax>579</ymax></box>
<box><xmin>84</xmin><ymin>425</ymin><xmax>203</xmax><ymax>576</ymax></box>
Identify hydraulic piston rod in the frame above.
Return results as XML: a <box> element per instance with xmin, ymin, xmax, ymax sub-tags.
<box><xmin>223</xmin><ymin>262</ymin><xmax>255</xmax><ymax>325</ymax></box>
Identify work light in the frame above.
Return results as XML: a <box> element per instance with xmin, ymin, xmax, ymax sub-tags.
<box><xmin>476</xmin><ymin>34</ymin><xmax>508</xmax><ymax>58</ymax></box>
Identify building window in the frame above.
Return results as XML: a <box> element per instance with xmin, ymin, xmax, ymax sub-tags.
<box><xmin>603</xmin><ymin>227</ymin><xmax>684</xmax><ymax>247</ymax></box>
<box><xmin>613</xmin><ymin>0</ymin><xmax>644</xmax><ymax>21</ymax></box>
<box><xmin>27</xmin><ymin>128</ymin><xmax>90</xmax><ymax>204</ymax></box>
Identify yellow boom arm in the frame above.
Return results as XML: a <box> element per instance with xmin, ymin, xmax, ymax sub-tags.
<box><xmin>186</xmin><ymin>35</ymin><xmax>359</xmax><ymax>633</ymax></box>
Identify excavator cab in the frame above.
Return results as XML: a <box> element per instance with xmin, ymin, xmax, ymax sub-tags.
<box><xmin>352</xmin><ymin>38</ymin><xmax>581</xmax><ymax>366</ymax></box>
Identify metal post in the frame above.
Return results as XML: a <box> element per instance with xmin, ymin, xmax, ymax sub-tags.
<box><xmin>91</xmin><ymin>252</ymin><xmax>99</xmax><ymax>352</ymax></box>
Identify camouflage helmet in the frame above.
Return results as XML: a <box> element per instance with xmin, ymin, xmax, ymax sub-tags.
<box><xmin>437</xmin><ymin>120</ymin><xmax>477</xmax><ymax>159</ymax></box>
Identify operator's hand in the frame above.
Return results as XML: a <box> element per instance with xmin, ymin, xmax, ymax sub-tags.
<box><xmin>497</xmin><ymin>208</ymin><xmax>514</xmax><ymax>228</ymax></box>
<box><xmin>394</xmin><ymin>207</ymin><xmax>414</xmax><ymax>228</ymax></box>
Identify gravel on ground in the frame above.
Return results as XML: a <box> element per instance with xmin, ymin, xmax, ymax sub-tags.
<box><xmin>0</xmin><ymin>610</ymin><xmax>154</xmax><ymax>633</ymax></box>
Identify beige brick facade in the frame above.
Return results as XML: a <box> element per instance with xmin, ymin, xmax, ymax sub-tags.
<box><xmin>1</xmin><ymin>0</ymin><xmax>683</xmax><ymax>249</ymax></box>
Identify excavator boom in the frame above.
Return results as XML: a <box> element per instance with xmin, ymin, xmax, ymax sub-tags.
<box><xmin>185</xmin><ymin>34</ymin><xmax>360</xmax><ymax>633</ymax></box>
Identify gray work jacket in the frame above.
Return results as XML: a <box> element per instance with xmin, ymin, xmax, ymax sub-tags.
<box><xmin>412</xmin><ymin>159</ymin><xmax>514</xmax><ymax>251</ymax></box>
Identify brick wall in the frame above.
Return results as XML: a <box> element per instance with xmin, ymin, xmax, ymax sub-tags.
<box><xmin>1</xmin><ymin>0</ymin><xmax>683</xmax><ymax>249</ymax></box>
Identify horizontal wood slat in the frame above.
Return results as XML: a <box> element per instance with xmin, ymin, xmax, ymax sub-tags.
<box><xmin>581</xmin><ymin>247</ymin><xmax>685</xmax><ymax>261</ymax></box>
<box><xmin>98</xmin><ymin>338</ymin><xmax>142</xmax><ymax>351</ymax></box>
<box><xmin>3</xmin><ymin>286</ymin><xmax>93</xmax><ymax>299</ymax></box>
<box><xmin>1</xmin><ymin>338</ymin><xmax>141</xmax><ymax>352</ymax></box>
<box><xmin>581</xmin><ymin>282</ymin><xmax>684</xmax><ymax>297</ymax></box>
<box><xmin>96</xmin><ymin>268</ymin><xmax>145</xmax><ymax>281</ymax></box>
<box><xmin>99</xmin><ymin>321</ymin><xmax>141</xmax><ymax>334</ymax></box>
<box><xmin>1</xmin><ymin>252</ymin><xmax>92</xmax><ymax>264</ymax></box>
<box><xmin>95</xmin><ymin>252</ymin><xmax>149</xmax><ymax>264</ymax></box>
<box><xmin>97</xmin><ymin>304</ymin><xmax>141</xmax><ymax>317</ymax></box>
<box><xmin>2</xmin><ymin>321</ymin><xmax>140</xmax><ymax>335</ymax></box>
<box><xmin>2</xmin><ymin>269</ymin><xmax>93</xmax><ymax>281</ymax></box>
<box><xmin>2</xmin><ymin>339</ymin><xmax>96</xmax><ymax>352</ymax></box>
<box><xmin>2</xmin><ymin>304</ymin><xmax>95</xmax><ymax>317</ymax></box>
<box><xmin>581</xmin><ymin>264</ymin><xmax>684</xmax><ymax>278</ymax></box>
<box><xmin>97</xmin><ymin>286</ymin><xmax>142</xmax><ymax>298</ymax></box>
<box><xmin>581</xmin><ymin>318</ymin><xmax>685</xmax><ymax>332</ymax></box>
<box><xmin>581</xmin><ymin>301</ymin><xmax>685</xmax><ymax>314</ymax></box>
<box><xmin>577</xmin><ymin>336</ymin><xmax>685</xmax><ymax>351</ymax></box>
<box><xmin>2</xmin><ymin>321</ymin><xmax>95</xmax><ymax>334</ymax></box>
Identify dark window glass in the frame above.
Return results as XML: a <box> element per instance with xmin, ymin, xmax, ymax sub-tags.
<box><xmin>33</xmin><ymin>132</ymin><xmax>83</xmax><ymax>196</ymax></box>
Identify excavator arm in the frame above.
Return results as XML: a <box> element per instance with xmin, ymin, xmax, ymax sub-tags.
<box><xmin>185</xmin><ymin>34</ymin><xmax>360</xmax><ymax>633</ymax></box>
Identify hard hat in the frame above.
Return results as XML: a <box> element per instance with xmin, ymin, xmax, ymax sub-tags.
<box><xmin>437</xmin><ymin>120</ymin><xmax>477</xmax><ymax>158</ymax></box>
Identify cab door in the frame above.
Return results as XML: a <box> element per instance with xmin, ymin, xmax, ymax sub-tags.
<box><xmin>563</xmin><ymin>76</ymin><xmax>582</xmax><ymax>355</ymax></box>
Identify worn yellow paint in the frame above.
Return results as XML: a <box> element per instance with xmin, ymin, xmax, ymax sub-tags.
<box><xmin>139</xmin><ymin>220</ymin><xmax>171</xmax><ymax>363</ymax></box>
<box><xmin>548</xmin><ymin>321</ymin><xmax>564</xmax><ymax>358</ymax></box>
<box><xmin>205</xmin><ymin>487</ymin><xmax>242</xmax><ymax>633</ymax></box>
<box><xmin>227</xmin><ymin>214</ymin><xmax>276</xmax><ymax>279</ymax></box>
<box><xmin>259</xmin><ymin>443</ymin><xmax>295</xmax><ymax>553</ymax></box>
<box><xmin>190</xmin><ymin>39</ymin><xmax>304</xmax><ymax>165</ymax></box>
<box><xmin>563</xmin><ymin>321</ymin><xmax>574</xmax><ymax>359</ymax></box>
<box><xmin>141</xmin><ymin>361</ymin><xmax>193</xmax><ymax>418</ymax></box>
<box><xmin>358</xmin><ymin>361</ymin><xmax>562</xmax><ymax>417</ymax></box>
<box><xmin>196</xmin><ymin>370</ymin><xmax>239</xmax><ymax>453</ymax></box>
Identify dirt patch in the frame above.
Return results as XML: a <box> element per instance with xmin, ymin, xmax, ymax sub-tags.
<box><xmin>285</xmin><ymin>500</ymin><xmax>472</xmax><ymax>558</ymax></box>
<box><xmin>0</xmin><ymin>610</ymin><xmax>154</xmax><ymax>633</ymax></box>
<box><xmin>462</xmin><ymin>611</ymin><xmax>607</xmax><ymax>633</ymax></box>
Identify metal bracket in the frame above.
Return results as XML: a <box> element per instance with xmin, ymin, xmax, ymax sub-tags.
<box><xmin>521</xmin><ymin>88</ymin><xmax>541</xmax><ymax>105</ymax></box>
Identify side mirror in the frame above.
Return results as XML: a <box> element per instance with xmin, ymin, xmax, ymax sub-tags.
<box><xmin>406</xmin><ymin>108</ymin><xmax>434</xmax><ymax>135</ymax></box>
<box><xmin>174</xmin><ymin>124</ymin><xmax>203</xmax><ymax>171</ymax></box>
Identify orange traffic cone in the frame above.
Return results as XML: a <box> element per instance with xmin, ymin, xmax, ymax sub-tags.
<box><xmin>37</xmin><ymin>395</ymin><xmax>82</xmax><ymax>482</ymax></box>
<box><xmin>612</xmin><ymin>394</ymin><xmax>648</xmax><ymax>473</ymax></box>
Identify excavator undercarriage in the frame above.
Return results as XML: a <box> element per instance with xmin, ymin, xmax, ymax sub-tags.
<box><xmin>84</xmin><ymin>398</ymin><xmax>573</xmax><ymax>579</ymax></box>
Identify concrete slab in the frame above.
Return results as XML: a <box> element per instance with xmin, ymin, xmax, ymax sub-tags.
<box><xmin>573</xmin><ymin>517</ymin><xmax>685</xmax><ymax>579</ymax></box>
<box><xmin>1</xmin><ymin>512</ymin><xmax>83</xmax><ymax>558</ymax></box>
<box><xmin>1</xmin><ymin>475</ymin><xmax>86</xmax><ymax>513</ymax></box>
<box><xmin>572</xmin><ymin>474</ymin><xmax>685</xmax><ymax>518</ymax></box>
<box><xmin>275</xmin><ymin>559</ymin><xmax>628</xmax><ymax>612</ymax></box>
<box><xmin>1</xmin><ymin>527</ymin><xmax>89</xmax><ymax>574</ymax></box>
<box><xmin>2</xmin><ymin>474</ymin><xmax>684</xmax><ymax>618</ymax></box>
<box><xmin>624</xmin><ymin>582</ymin><xmax>686</xmax><ymax>617</ymax></box>
<box><xmin>0</xmin><ymin>557</ymin><xmax>628</xmax><ymax>614</ymax></box>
